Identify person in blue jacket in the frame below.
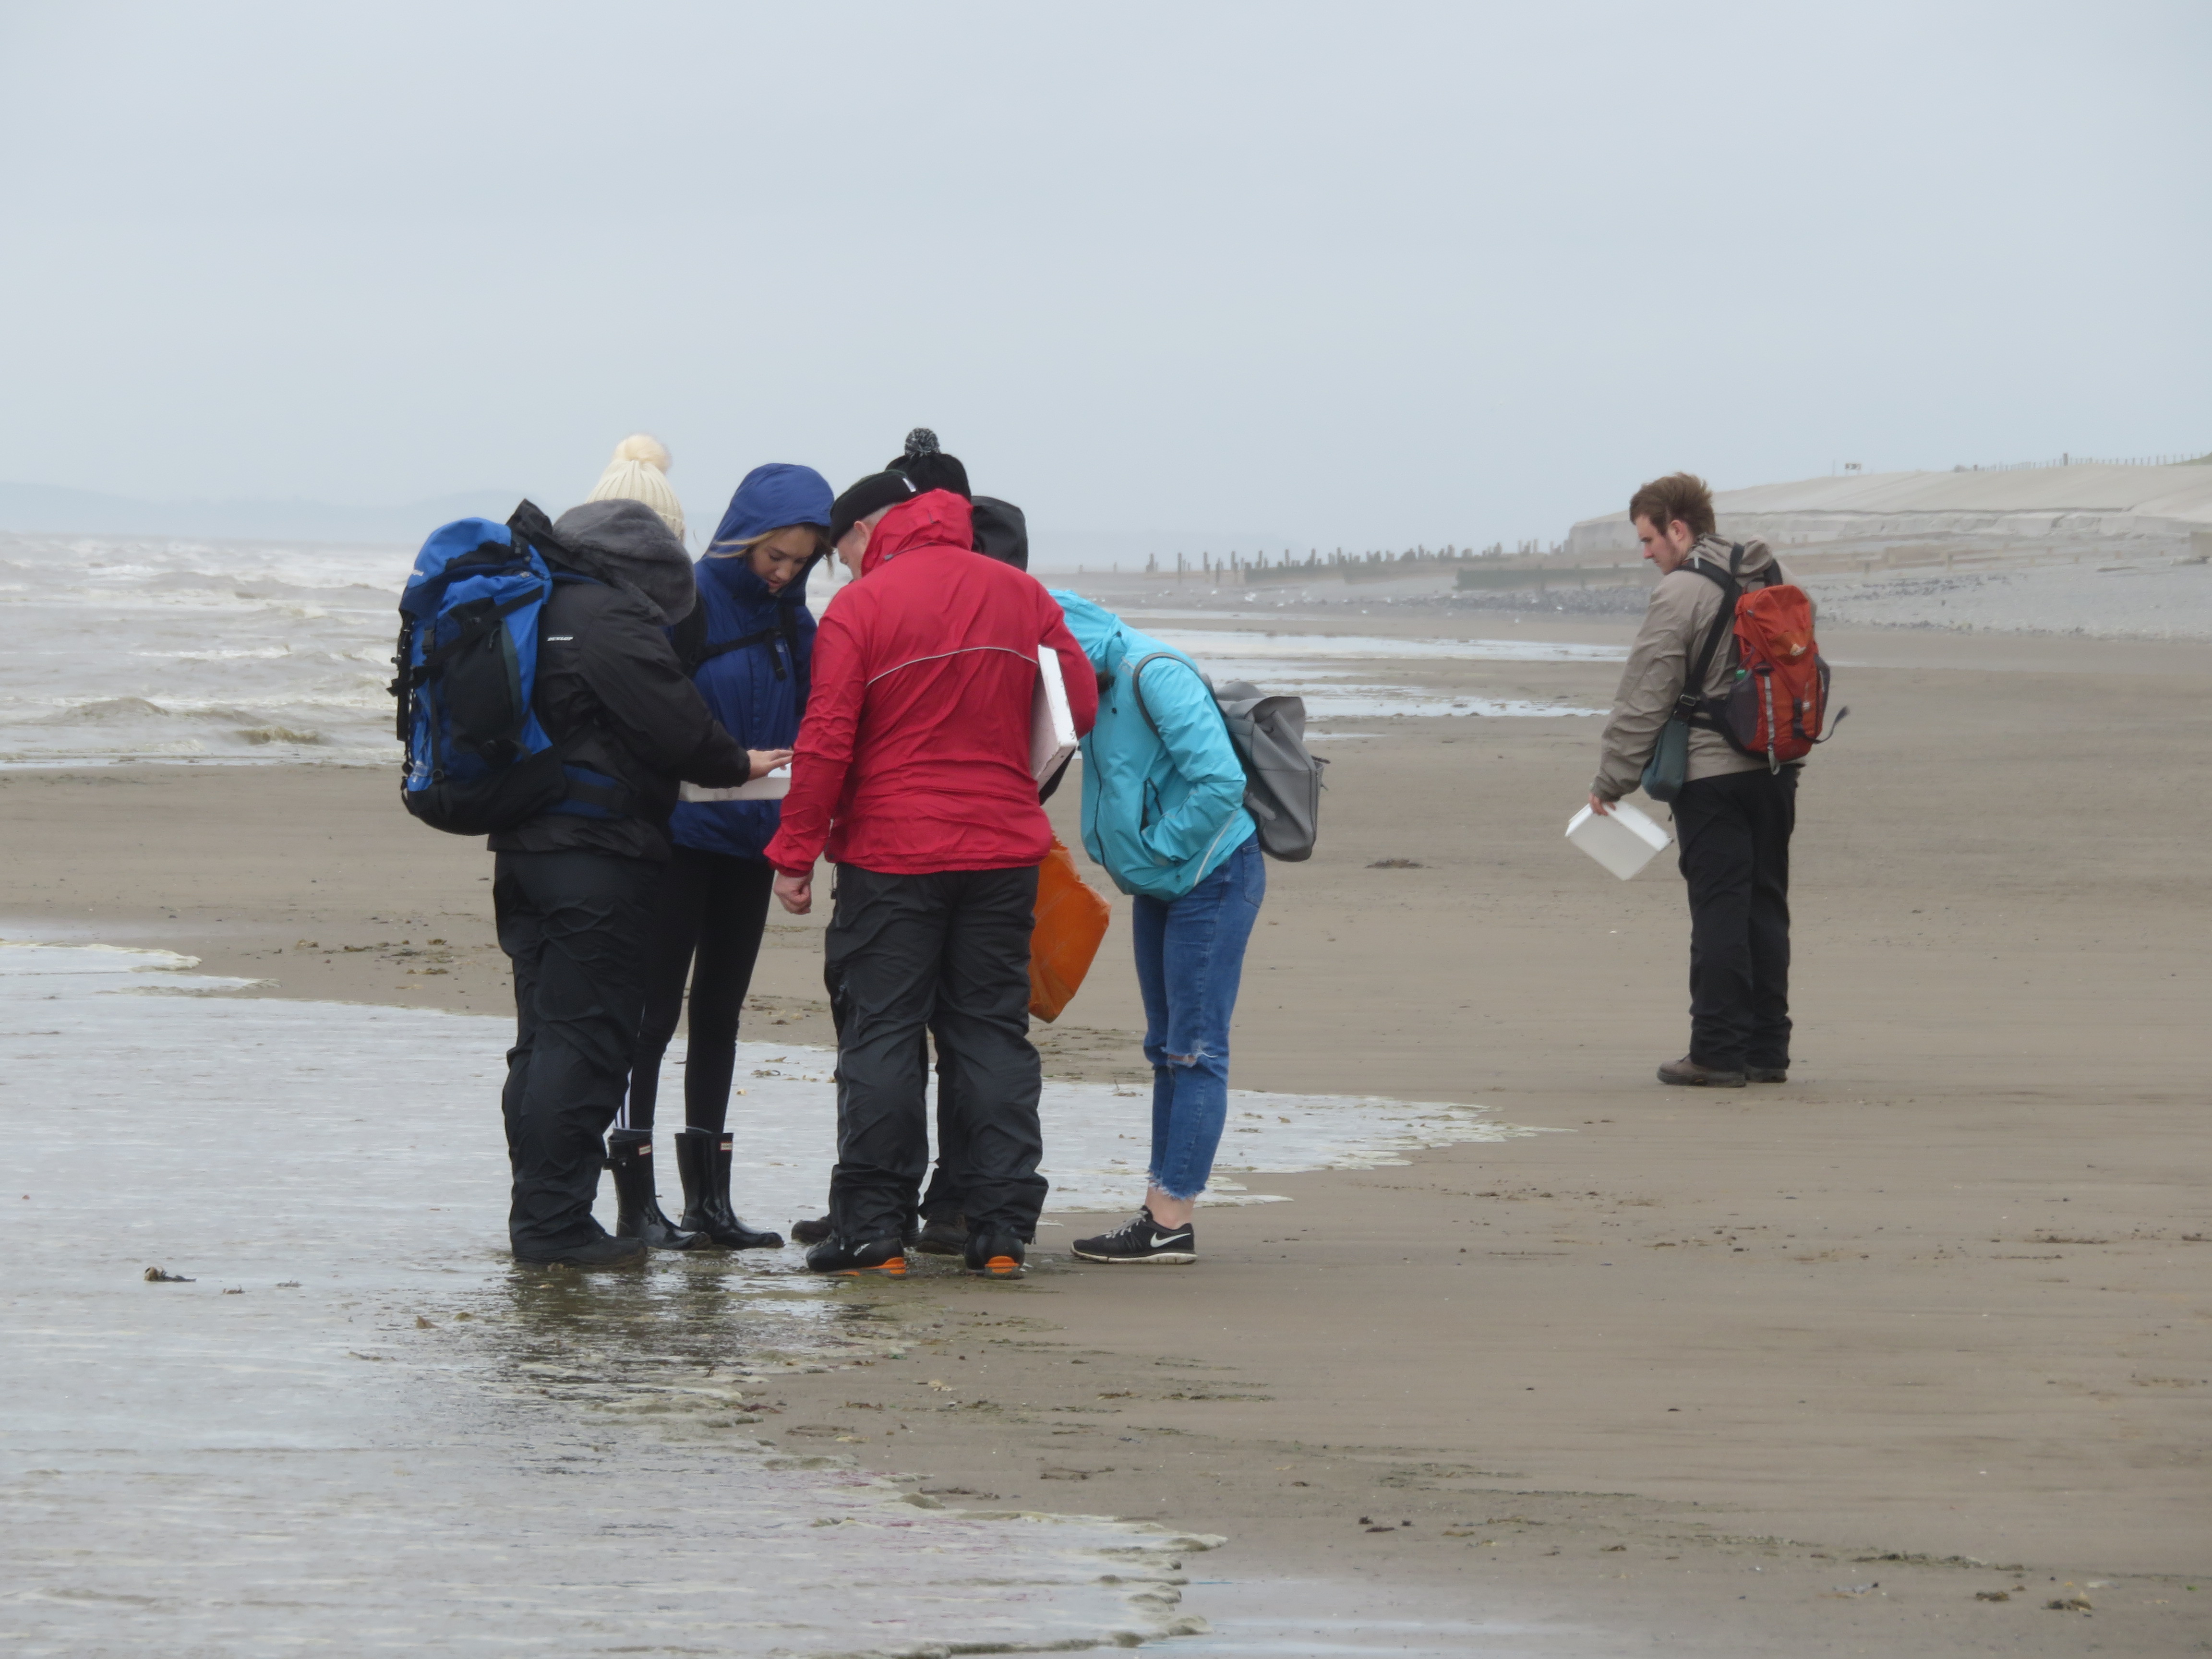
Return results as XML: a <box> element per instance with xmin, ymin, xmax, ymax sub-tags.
<box><xmin>1051</xmin><ymin>591</ymin><xmax>1264</xmax><ymax>1266</ymax></box>
<box><xmin>607</xmin><ymin>463</ymin><xmax>832</xmax><ymax>1251</ymax></box>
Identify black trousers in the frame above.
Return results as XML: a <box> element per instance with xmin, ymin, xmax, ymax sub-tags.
<box><xmin>623</xmin><ymin>846</ymin><xmax>776</xmax><ymax>1137</ymax></box>
<box><xmin>494</xmin><ymin>849</ymin><xmax>661</xmax><ymax>1256</ymax></box>
<box><xmin>823</xmin><ymin>864</ymin><xmax>1045</xmax><ymax>1242</ymax></box>
<box><xmin>1672</xmin><ymin>767</ymin><xmax>1797</xmax><ymax>1071</ymax></box>
<box><xmin>918</xmin><ymin>1019</ymin><xmax>971</xmax><ymax>1222</ymax></box>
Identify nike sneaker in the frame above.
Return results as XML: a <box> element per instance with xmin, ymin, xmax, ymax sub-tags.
<box><xmin>1072</xmin><ymin>1207</ymin><xmax>1196</xmax><ymax>1265</ymax></box>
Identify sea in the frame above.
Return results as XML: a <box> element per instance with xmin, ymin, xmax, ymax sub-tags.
<box><xmin>0</xmin><ymin>531</ymin><xmax>1612</xmax><ymax>769</ymax></box>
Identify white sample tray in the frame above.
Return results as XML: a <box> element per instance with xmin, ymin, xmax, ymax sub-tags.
<box><xmin>680</xmin><ymin>769</ymin><xmax>790</xmax><ymax>804</ymax></box>
<box><xmin>1565</xmin><ymin>800</ymin><xmax>1671</xmax><ymax>880</ymax></box>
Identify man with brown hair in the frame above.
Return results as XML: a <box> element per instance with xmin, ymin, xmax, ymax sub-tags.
<box><xmin>1588</xmin><ymin>471</ymin><xmax>1804</xmax><ymax>1088</ymax></box>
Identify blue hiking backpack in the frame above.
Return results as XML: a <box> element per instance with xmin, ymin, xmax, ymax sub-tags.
<box><xmin>391</xmin><ymin>501</ymin><xmax>613</xmax><ymax>836</ymax></box>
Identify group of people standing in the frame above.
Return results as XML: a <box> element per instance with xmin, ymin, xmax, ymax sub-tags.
<box><xmin>489</xmin><ymin>431</ymin><xmax>1265</xmax><ymax>1277</ymax></box>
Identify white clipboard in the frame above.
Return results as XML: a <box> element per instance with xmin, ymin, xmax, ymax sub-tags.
<box><xmin>679</xmin><ymin>768</ymin><xmax>790</xmax><ymax>804</ymax></box>
<box><xmin>1032</xmin><ymin>646</ymin><xmax>1078</xmax><ymax>782</ymax></box>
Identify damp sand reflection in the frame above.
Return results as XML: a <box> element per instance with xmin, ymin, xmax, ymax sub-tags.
<box><xmin>0</xmin><ymin>942</ymin><xmax>1212</xmax><ymax>1655</ymax></box>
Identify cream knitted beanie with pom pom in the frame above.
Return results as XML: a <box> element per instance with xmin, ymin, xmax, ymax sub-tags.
<box><xmin>585</xmin><ymin>434</ymin><xmax>686</xmax><ymax>543</ymax></box>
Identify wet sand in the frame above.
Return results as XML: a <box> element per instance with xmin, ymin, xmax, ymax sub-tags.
<box><xmin>4</xmin><ymin>616</ymin><xmax>2208</xmax><ymax>1654</ymax></box>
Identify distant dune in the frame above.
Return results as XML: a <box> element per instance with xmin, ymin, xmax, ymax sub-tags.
<box><xmin>1567</xmin><ymin>460</ymin><xmax>2212</xmax><ymax>560</ymax></box>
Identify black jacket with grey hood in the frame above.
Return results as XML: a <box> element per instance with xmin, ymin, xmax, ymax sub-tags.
<box><xmin>487</xmin><ymin>500</ymin><xmax>752</xmax><ymax>862</ymax></box>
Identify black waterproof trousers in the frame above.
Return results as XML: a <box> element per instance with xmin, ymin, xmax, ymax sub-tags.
<box><xmin>823</xmin><ymin>864</ymin><xmax>1044</xmax><ymax>1243</ymax></box>
<box><xmin>623</xmin><ymin>846</ymin><xmax>777</xmax><ymax>1137</ymax></box>
<box><xmin>1672</xmin><ymin>767</ymin><xmax>1797</xmax><ymax>1072</ymax></box>
<box><xmin>494</xmin><ymin>849</ymin><xmax>660</xmax><ymax>1257</ymax></box>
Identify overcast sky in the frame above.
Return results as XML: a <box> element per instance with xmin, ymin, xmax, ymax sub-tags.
<box><xmin>1</xmin><ymin>0</ymin><xmax>2205</xmax><ymax>558</ymax></box>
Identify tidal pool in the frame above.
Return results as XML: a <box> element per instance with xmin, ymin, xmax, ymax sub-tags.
<box><xmin>1</xmin><ymin>942</ymin><xmax>1542</xmax><ymax>1654</ymax></box>
<box><xmin>0</xmin><ymin>943</ymin><xmax>1211</xmax><ymax>1656</ymax></box>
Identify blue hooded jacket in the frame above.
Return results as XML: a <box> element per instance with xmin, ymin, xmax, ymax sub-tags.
<box><xmin>667</xmin><ymin>464</ymin><xmax>833</xmax><ymax>861</ymax></box>
<box><xmin>1050</xmin><ymin>590</ymin><xmax>1254</xmax><ymax>902</ymax></box>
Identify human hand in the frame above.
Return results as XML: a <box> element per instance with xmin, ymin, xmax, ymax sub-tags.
<box><xmin>773</xmin><ymin>870</ymin><xmax>812</xmax><ymax>914</ymax></box>
<box><xmin>748</xmin><ymin>748</ymin><xmax>795</xmax><ymax>781</ymax></box>
<box><xmin>1588</xmin><ymin>793</ymin><xmax>1613</xmax><ymax>816</ymax></box>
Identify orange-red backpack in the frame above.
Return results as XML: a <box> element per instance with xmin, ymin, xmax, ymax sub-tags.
<box><xmin>1688</xmin><ymin>545</ymin><xmax>1845</xmax><ymax>768</ymax></box>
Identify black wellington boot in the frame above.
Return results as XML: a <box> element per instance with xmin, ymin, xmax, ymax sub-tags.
<box><xmin>674</xmin><ymin>1128</ymin><xmax>785</xmax><ymax>1250</ymax></box>
<box><xmin>606</xmin><ymin>1132</ymin><xmax>701</xmax><ymax>1251</ymax></box>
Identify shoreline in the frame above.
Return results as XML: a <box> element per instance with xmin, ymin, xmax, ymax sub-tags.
<box><xmin>4</xmin><ymin>617</ymin><xmax>2208</xmax><ymax>1654</ymax></box>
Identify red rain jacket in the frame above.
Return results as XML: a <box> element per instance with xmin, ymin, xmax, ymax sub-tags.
<box><xmin>763</xmin><ymin>490</ymin><xmax>1098</xmax><ymax>877</ymax></box>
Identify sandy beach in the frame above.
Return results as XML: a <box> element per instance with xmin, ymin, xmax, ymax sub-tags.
<box><xmin>6</xmin><ymin>597</ymin><xmax>2206</xmax><ymax>1655</ymax></box>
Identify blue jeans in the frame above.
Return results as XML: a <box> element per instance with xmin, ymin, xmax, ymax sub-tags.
<box><xmin>1130</xmin><ymin>834</ymin><xmax>1265</xmax><ymax>1201</ymax></box>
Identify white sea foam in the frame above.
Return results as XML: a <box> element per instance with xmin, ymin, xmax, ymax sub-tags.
<box><xmin>0</xmin><ymin>939</ymin><xmax>1548</xmax><ymax>1652</ymax></box>
<box><xmin>0</xmin><ymin>533</ymin><xmax>1616</xmax><ymax>764</ymax></box>
<box><xmin>1149</xmin><ymin>629</ymin><xmax>1628</xmax><ymax>664</ymax></box>
<box><xmin>0</xmin><ymin>532</ymin><xmax>413</xmax><ymax>765</ymax></box>
<box><xmin>1145</xmin><ymin>629</ymin><xmax>1615</xmax><ymax>720</ymax></box>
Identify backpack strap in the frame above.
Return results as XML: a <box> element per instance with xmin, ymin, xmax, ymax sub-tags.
<box><xmin>1127</xmin><ymin>650</ymin><xmax>1205</xmax><ymax>743</ymax></box>
<box><xmin>684</xmin><ymin>602</ymin><xmax>806</xmax><ymax>681</ymax></box>
<box><xmin>1675</xmin><ymin>544</ymin><xmax>1744</xmax><ymax>719</ymax></box>
<box><xmin>405</xmin><ymin>583</ymin><xmax>547</xmax><ymax>688</ymax></box>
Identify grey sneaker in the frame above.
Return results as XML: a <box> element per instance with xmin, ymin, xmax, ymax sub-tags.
<box><xmin>1657</xmin><ymin>1055</ymin><xmax>1748</xmax><ymax>1088</ymax></box>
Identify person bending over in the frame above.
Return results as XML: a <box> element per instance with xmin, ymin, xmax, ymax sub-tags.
<box><xmin>786</xmin><ymin>429</ymin><xmax>1030</xmax><ymax>1258</ymax></box>
<box><xmin>609</xmin><ymin>465</ymin><xmax>834</xmax><ymax>1250</ymax></box>
<box><xmin>490</xmin><ymin>500</ymin><xmax>756</xmax><ymax>1269</ymax></box>
<box><xmin>764</xmin><ymin>477</ymin><xmax>1096</xmax><ymax>1279</ymax></box>
<box><xmin>1051</xmin><ymin>593</ymin><xmax>1262</xmax><ymax>1265</ymax></box>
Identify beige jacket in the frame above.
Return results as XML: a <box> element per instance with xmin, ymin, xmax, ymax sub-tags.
<box><xmin>1591</xmin><ymin>534</ymin><xmax>1801</xmax><ymax>802</ymax></box>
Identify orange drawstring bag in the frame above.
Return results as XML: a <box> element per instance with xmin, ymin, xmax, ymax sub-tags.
<box><xmin>1029</xmin><ymin>836</ymin><xmax>1112</xmax><ymax>1022</ymax></box>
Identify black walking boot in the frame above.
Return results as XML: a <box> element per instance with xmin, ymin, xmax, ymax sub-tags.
<box><xmin>804</xmin><ymin>1234</ymin><xmax>909</xmax><ymax>1276</ymax></box>
<box><xmin>963</xmin><ymin>1230</ymin><xmax>1026</xmax><ymax>1279</ymax></box>
<box><xmin>606</xmin><ymin>1132</ymin><xmax>701</xmax><ymax>1251</ymax></box>
<box><xmin>673</xmin><ymin>1128</ymin><xmax>785</xmax><ymax>1250</ymax></box>
<box><xmin>914</xmin><ymin>1213</ymin><xmax>969</xmax><ymax>1256</ymax></box>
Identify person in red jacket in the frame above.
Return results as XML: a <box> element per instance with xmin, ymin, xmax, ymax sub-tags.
<box><xmin>764</xmin><ymin>481</ymin><xmax>1097</xmax><ymax>1279</ymax></box>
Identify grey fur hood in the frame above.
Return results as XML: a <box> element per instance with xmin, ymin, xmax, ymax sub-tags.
<box><xmin>553</xmin><ymin>499</ymin><xmax>697</xmax><ymax>624</ymax></box>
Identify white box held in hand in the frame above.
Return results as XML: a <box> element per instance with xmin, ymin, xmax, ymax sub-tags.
<box><xmin>1565</xmin><ymin>800</ymin><xmax>1671</xmax><ymax>880</ymax></box>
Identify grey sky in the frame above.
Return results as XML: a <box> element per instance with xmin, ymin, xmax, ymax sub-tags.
<box><xmin>1</xmin><ymin>0</ymin><xmax>2205</xmax><ymax>560</ymax></box>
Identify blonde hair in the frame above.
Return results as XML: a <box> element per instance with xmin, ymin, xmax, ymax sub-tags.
<box><xmin>709</xmin><ymin>525</ymin><xmax>830</xmax><ymax>561</ymax></box>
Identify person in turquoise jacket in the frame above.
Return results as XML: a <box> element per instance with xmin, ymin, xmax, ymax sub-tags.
<box><xmin>1051</xmin><ymin>591</ymin><xmax>1264</xmax><ymax>1267</ymax></box>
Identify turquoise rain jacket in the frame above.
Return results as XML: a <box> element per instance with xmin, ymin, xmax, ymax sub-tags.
<box><xmin>1050</xmin><ymin>591</ymin><xmax>1255</xmax><ymax>902</ymax></box>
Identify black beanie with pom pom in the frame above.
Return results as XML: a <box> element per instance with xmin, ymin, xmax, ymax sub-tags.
<box><xmin>887</xmin><ymin>427</ymin><xmax>972</xmax><ymax>500</ymax></box>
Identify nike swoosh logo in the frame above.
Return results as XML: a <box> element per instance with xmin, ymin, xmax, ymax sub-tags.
<box><xmin>1150</xmin><ymin>1232</ymin><xmax>1191</xmax><ymax>1248</ymax></box>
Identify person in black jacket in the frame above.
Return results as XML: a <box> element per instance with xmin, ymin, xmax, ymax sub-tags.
<box><xmin>487</xmin><ymin>499</ymin><xmax>764</xmax><ymax>1269</ymax></box>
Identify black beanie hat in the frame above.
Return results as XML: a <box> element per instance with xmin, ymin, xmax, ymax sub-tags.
<box><xmin>829</xmin><ymin>469</ymin><xmax>919</xmax><ymax>545</ymax></box>
<box><xmin>887</xmin><ymin>427</ymin><xmax>972</xmax><ymax>500</ymax></box>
